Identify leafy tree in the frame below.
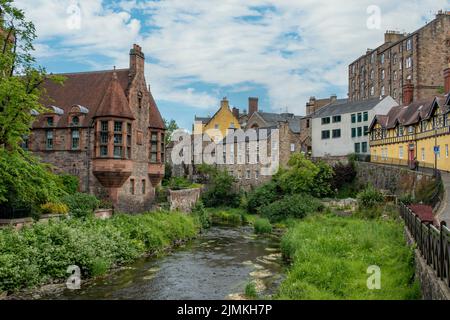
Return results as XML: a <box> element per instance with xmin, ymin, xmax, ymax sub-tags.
<box><xmin>201</xmin><ymin>166</ymin><xmax>240</xmax><ymax>207</ymax></box>
<box><xmin>0</xmin><ymin>1</ymin><xmax>66</xmax><ymax>207</ymax></box>
<box><xmin>163</xmin><ymin>118</ymin><xmax>179</xmax><ymax>146</ymax></box>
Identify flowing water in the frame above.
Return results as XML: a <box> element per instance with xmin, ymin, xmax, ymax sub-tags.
<box><xmin>44</xmin><ymin>225</ymin><xmax>285</xmax><ymax>300</ymax></box>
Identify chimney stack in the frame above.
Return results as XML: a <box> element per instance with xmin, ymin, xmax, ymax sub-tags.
<box><xmin>130</xmin><ymin>44</ymin><xmax>145</xmax><ymax>78</ymax></box>
<box><xmin>248</xmin><ymin>97</ymin><xmax>259</xmax><ymax>117</ymax></box>
<box><xmin>402</xmin><ymin>80</ymin><xmax>414</xmax><ymax>105</ymax></box>
<box><xmin>220</xmin><ymin>97</ymin><xmax>229</xmax><ymax>109</ymax></box>
<box><xmin>232</xmin><ymin>107</ymin><xmax>240</xmax><ymax>119</ymax></box>
<box><xmin>444</xmin><ymin>64</ymin><xmax>450</xmax><ymax>94</ymax></box>
<box><xmin>330</xmin><ymin>94</ymin><xmax>337</xmax><ymax>102</ymax></box>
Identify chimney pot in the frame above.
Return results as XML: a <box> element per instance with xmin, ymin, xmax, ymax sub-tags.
<box><xmin>248</xmin><ymin>97</ymin><xmax>259</xmax><ymax>117</ymax></box>
<box><xmin>232</xmin><ymin>107</ymin><xmax>240</xmax><ymax>119</ymax></box>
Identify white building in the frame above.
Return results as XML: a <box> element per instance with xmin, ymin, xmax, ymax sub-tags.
<box><xmin>312</xmin><ymin>96</ymin><xmax>398</xmax><ymax>158</ymax></box>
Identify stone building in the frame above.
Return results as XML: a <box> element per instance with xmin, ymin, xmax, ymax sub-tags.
<box><xmin>349</xmin><ymin>10</ymin><xmax>450</xmax><ymax>104</ymax></box>
<box><xmin>26</xmin><ymin>45</ymin><xmax>166</xmax><ymax>213</ymax></box>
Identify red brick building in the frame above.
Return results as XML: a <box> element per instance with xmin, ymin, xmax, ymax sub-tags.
<box><xmin>26</xmin><ymin>45</ymin><xmax>165</xmax><ymax>213</ymax></box>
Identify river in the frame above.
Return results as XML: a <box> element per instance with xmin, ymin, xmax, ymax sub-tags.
<box><xmin>42</xmin><ymin>225</ymin><xmax>285</xmax><ymax>300</ymax></box>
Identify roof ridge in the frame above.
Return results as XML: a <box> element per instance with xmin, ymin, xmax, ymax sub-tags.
<box><xmin>53</xmin><ymin>68</ymin><xmax>129</xmax><ymax>76</ymax></box>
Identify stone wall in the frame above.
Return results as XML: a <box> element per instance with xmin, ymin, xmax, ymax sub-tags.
<box><xmin>355</xmin><ymin>161</ymin><xmax>436</xmax><ymax>198</ymax></box>
<box><xmin>404</xmin><ymin>227</ymin><xmax>450</xmax><ymax>300</ymax></box>
<box><xmin>168</xmin><ymin>188</ymin><xmax>201</xmax><ymax>213</ymax></box>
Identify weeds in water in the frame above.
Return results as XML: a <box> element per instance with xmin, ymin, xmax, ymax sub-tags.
<box><xmin>254</xmin><ymin>218</ymin><xmax>272</xmax><ymax>234</ymax></box>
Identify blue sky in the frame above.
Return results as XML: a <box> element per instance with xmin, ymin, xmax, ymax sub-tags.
<box><xmin>15</xmin><ymin>0</ymin><xmax>450</xmax><ymax>130</ymax></box>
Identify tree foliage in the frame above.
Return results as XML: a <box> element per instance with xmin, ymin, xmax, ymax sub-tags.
<box><xmin>0</xmin><ymin>1</ymin><xmax>66</xmax><ymax>207</ymax></box>
<box><xmin>163</xmin><ymin>118</ymin><xmax>179</xmax><ymax>147</ymax></box>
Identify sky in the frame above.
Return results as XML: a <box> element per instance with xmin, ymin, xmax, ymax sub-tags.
<box><xmin>14</xmin><ymin>0</ymin><xmax>450</xmax><ymax>130</ymax></box>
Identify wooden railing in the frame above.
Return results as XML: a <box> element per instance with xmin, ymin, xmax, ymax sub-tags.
<box><xmin>371</xmin><ymin>126</ymin><xmax>450</xmax><ymax>146</ymax></box>
<box><xmin>399</xmin><ymin>202</ymin><xmax>450</xmax><ymax>288</ymax></box>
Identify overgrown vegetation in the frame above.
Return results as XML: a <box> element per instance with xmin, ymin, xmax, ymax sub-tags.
<box><xmin>277</xmin><ymin>215</ymin><xmax>420</xmax><ymax>300</ymax></box>
<box><xmin>0</xmin><ymin>212</ymin><xmax>200</xmax><ymax>292</ymax></box>
<box><xmin>245</xmin><ymin>282</ymin><xmax>258</xmax><ymax>299</ymax></box>
<box><xmin>60</xmin><ymin>193</ymin><xmax>101</xmax><ymax>219</ymax></box>
<box><xmin>192</xmin><ymin>201</ymin><xmax>211</xmax><ymax>229</ymax></box>
<box><xmin>200</xmin><ymin>165</ymin><xmax>241</xmax><ymax>208</ymax></box>
<box><xmin>254</xmin><ymin>218</ymin><xmax>272</xmax><ymax>234</ymax></box>
<box><xmin>260</xmin><ymin>194</ymin><xmax>324</xmax><ymax>223</ymax></box>
<box><xmin>357</xmin><ymin>185</ymin><xmax>384</xmax><ymax>209</ymax></box>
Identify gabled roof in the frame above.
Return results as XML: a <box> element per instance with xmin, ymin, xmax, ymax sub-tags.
<box><xmin>250</xmin><ymin>112</ymin><xmax>303</xmax><ymax>133</ymax></box>
<box><xmin>312</xmin><ymin>98</ymin><xmax>383</xmax><ymax>118</ymax></box>
<box><xmin>368</xmin><ymin>114</ymin><xmax>389</xmax><ymax>131</ymax></box>
<box><xmin>194</xmin><ymin>116</ymin><xmax>212</xmax><ymax>124</ymax></box>
<box><xmin>148</xmin><ymin>89</ymin><xmax>165</xmax><ymax>129</ymax></box>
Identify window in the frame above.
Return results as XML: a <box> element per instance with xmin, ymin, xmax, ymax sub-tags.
<box><xmin>321</xmin><ymin>117</ymin><xmax>331</xmax><ymax>125</ymax></box>
<box><xmin>398</xmin><ymin>125</ymin><xmax>404</xmax><ymax>137</ymax></box>
<box><xmin>393</xmin><ymin>54</ymin><xmax>398</xmax><ymax>64</ymax></box>
<box><xmin>364</xmin><ymin>126</ymin><xmax>369</xmax><ymax>136</ymax></box>
<box><xmin>393</xmin><ymin>89</ymin><xmax>398</xmax><ymax>99</ymax></box>
<box><xmin>332</xmin><ymin>115</ymin><xmax>341</xmax><ymax>123</ymax></box>
<box><xmin>306</xmin><ymin>119</ymin><xmax>310</xmax><ymax>128</ymax></box>
<box><xmin>381</xmin><ymin>86</ymin><xmax>385</xmax><ymax>96</ymax></box>
<box><xmin>370</xmin><ymin>70</ymin><xmax>374</xmax><ymax>80</ymax></box>
<box><xmin>421</xmin><ymin>148</ymin><xmax>425</xmax><ymax>161</ymax></box>
<box><xmin>130</xmin><ymin>179</ymin><xmax>135</xmax><ymax>195</ymax></box>
<box><xmin>246</xmin><ymin>170</ymin><xmax>251</xmax><ymax>180</ymax></box>
<box><xmin>230</xmin><ymin>122</ymin><xmax>235</xmax><ymax>129</ymax></box>
<box><xmin>100</xmin><ymin>121</ymin><xmax>108</xmax><ymax>157</ymax></box>
<box><xmin>406</xmin><ymin>39</ymin><xmax>412</xmax><ymax>51</ymax></box>
<box><xmin>406</xmin><ymin>56</ymin><xmax>412</xmax><ymax>69</ymax></box>
<box><xmin>380</xmin><ymin>54</ymin><xmax>385</xmax><ymax>64</ymax></box>
<box><xmin>351</xmin><ymin>114</ymin><xmax>356</xmax><ymax>123</ymax></box>
<box><xmin>332</xmin><ymin>129</ymin><xmax>341</xmax><ymax>138</ymax></box>
<box><xmin>47</xmin><ymin>117</ymin><xmax>54</xmax><ymax>127</ymax></box>
<box><xmin>321</xmin><ymin>130</ymin><xmax>330</xmax><ymax>139</ymax></box>
<box><xmin>290</xmin><ymin>143</ymin><xmax>295</xmax><ymax>152</ymax></box>
<box><xmin>399</xmin><ymin>146</ymin><xmax>404</xmax><ymax>159</ymax></box>
<box><xmin>381</xmin><ymin>69</ymin><xmax>385</xmax><ymax>80</ymax></box>
<box><xmin>355</xmin><ymin>143</ymin><xmax>361</xmax><ymax>154</ymax></box>
<box><xmin>351</xmin><ymin>128</ymin><xmax>356</xmax><ymax>138</ymax></box>
<box><xmin>357</xmin><ymin>127</ymin><xmax>362</xmax><ymax>137</ymax></box>
<box><xmin>150</xmin><ymin>131</ymin><xmax>158</xmax><ymax>163</ymax></box>
<box><xmin>46</xmin><ymin>130</ymin><xmax>53</xmax><ymax>150</ymax></box>
<box><xmin>214</xmin><ymin>124</ymin><xmax>219</xmax><ymax>129</ymax></box>
<box><xmin>72</xmin><ymin>116</ymin><xmax>79</xmax><ymax>126</ymax></box>
<box><xmin>114</xmin><ymin>121</ymin><xmax>123</xmax><ymax>159</ymax></box>
<box><xmin>408</xmin><ymin>126</ymin><xmax>414</xmax><ymax>135</ymax></box>
<box><xmin>72</xmin><ymin>129</ymin><xmax>80</xmax><ymax>150</ymax></box>
<box><xmin>363</xmin><ymin>112</ymin><xmax>368</xmax><ymax>122</ymax></box>
<box><xmin>114</xmin><ymin>121</ymin><xmax>122</xmax><ymax>133</ymax></box>
<box><xmin>126</xmin><ymin>123</ymin><xmax>132</xmax><ymax>159</ymax></box>
<box><xmin>255</xmin><ymin>170</ymin><xmax>259</xmax><ymax>180</ymax></box>
<box><xmin>362</xmin><ymin>142</ymin><xmax>368</xmax><ymax>153</ymax></box>
<box><xmin>394</xmin><ymin>71</ymin><xmax>398</xmax><ymax>81</ymax></box>
<box><xmin>421</xmin><ymin>120</ymin><xmax>427</xmax><ymax>132</ymax></box>
<box><xmin>370</xmin><ymin>86</ymin><xmax>375</xmax><ymax>96</ymax></box>
<box><xmin>142</xmin><ymin>179</ymin><xmax>146</xmax><ymax>194</ymax></box>
<box><xmin>446</xmin><ymin>145</ymin><xmax>449</xmax><ymax>158</ymax></box>
<box><xmin>357</xmin><ymin>113</ymin><xmax>362</xmax><ymax>122</ymax></box>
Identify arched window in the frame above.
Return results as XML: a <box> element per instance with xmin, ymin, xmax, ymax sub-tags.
<box><xmin>72</xmin><ymin>116</ymin><xmax>79</xmax><ymax>126</ymax></box>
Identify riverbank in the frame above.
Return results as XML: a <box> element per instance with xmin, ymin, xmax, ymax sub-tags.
<box><xmin>276</xmin><ymin>214</ymin><xmax>421</xmax><ymax>300</ymax></box>
<box><xmin>0</xmin><ymin>212</ymin><xmax>200</xmax><ymax>296</ymax></box>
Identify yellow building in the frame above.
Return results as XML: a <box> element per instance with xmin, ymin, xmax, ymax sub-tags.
<box><xmin>194</xmin><ymin>97</ymin><xmax>241</xmax><ymax>141</ymax></box>
<box><xmin>369</xmin><ymin>94</ymin><xmax>450</xmax><ymax>172</ymax></box>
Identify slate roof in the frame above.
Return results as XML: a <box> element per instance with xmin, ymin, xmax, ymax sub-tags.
<box><xmin>312</xmin><ymin>98</ymin><xmax>383</xmax><ymax>118</ymax></box>
<box><xmin>254</xmin><ymin>112</ymin><xmax>303</xmax><ymax>133</ymax></box>
<box><xmin>194</xmin><ymin>116</ymin><xmax>212</xmax><ymax>124</ymax></box>
<box><xmin>371</xmin><ymin>95</ymin><xmax>449</xmax><ymax>130</ymax></box>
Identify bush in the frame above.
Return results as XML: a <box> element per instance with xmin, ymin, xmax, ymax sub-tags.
<box><xmin>247</xmin><ymin>182</ymin><xmax>280</xmax><ymax>214</ymax></box>
<box><xmin>58</xmin><ymin>174</ymin><xmax>79</xmax><ymax>195</ymax></box>
<box><xmin>254</xmin><ymin>218</ymin><xmax>272</xmax><ymax>234</ymax></box>
<box><xmin>0</xmin><ymin>212</ymin><xmax>199</xmax><ymax>292</ymax></box>
<box><xmin>331</xmin><ymin>162</ymin><xmax>357</xmax><ymax>192</ymax></box>
<box><xmin>201</xmin><ymin>170</ymin><xmax>240</xmax><ymax>208</ymax></box>
<box><xmin>40</xmin><ymin>202</ymin><xmax>69</xmax><ymax>215</ymax></box>
<box><xmin>245</xmin><ymin>282</ymin><xmax>258</xmax><ymax>299</ymax></box>
<box><xmin>260</xmin><ymin>194</ymin><xmax>324</xmax><ymax>223</ymax></box>
<box><xmin>210</xmin><ymin>209</ymin><xmax>244</xmax><ymax>225</ymax></box>
<box><xmin>60</xmin><ymin>193</ymin><xmax>100</xmax><ymax>218</ymax></box>
<box><xmin>357</xmin><ymin>185</ymin><xmax>384</xmax><ymax>209</ymax></box>
<box><xmin>192</xmin><ymin>201</ymin><xmax>211</xmax><ymax>229</ymax></box>
<box><xmin>167</xmin><ymin>177</ymin><xmax>192</xmax><ymax>190</ymax></box>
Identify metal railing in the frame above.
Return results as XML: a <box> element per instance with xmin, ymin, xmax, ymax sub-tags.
<box><xmin>0</xmin><ymin>206</ymin><xmax>32</xmax><ymax>220</ymax></box>
<box><xmin>355</xmin><ymin>154</ymin><xmax>437</xmax><ymax>175</ymax></box>
<box><xmin>400</xmin><ymin>202</ymin><xmax>450</xmax><ymax>288</ymax></box>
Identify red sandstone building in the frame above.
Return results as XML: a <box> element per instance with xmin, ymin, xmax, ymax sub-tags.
<box><xmin>25</xmin><ymin>45</ymin><xmax>166</xmax><ymax>213</ymax></box>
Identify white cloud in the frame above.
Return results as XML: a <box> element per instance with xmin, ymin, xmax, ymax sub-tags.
<box><xmin>15</xmin><ymin>0</ymin><xmax>450</xmax><ymax>114</ymax></box>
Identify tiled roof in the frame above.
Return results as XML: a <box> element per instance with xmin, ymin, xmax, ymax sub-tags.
<box><xmin>194</xmin><ymin>116</ymin><xmax>212</xmax><ymax>124</ymax></box>
<box><xmin>255</xmin><ymin>112</ymin><xmax>303</xmax><ymax>133</ymax></box>
<box><xmin>312</xmin><ymin>98</ymin><xmax>383</xmax><ymax>118</ymax></box>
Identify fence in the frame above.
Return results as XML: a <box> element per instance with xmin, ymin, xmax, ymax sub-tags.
<box><xmin>0</xmin><ymin>206</ymin><xmax>32</xmax><ymax>220</ymax></box>
<box><xmin>355</xmin><ymin>154</ymin><xmax>437</xmax><ymax>174</ymax></box>
<box><xmin>399</xmin><ymin>202</ymin><xmax>450</xmax><ymax>288</ymax></box>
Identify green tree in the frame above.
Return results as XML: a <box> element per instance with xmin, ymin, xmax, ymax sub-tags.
<box><xmin>0</xmin><ymin>1</ymin><xmax>66</xmax><ymax>206</ymax></box>
<box><xmin>274</xmin><ymin>153</ymin><xmax>319</xmax><ymax>194</ymax></box>
<box><xmin>163</xmin><ymin>118</ymin><xmax>179</xmax><ymax>146</ymax></box>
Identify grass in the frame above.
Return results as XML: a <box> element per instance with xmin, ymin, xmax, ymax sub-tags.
<box><xmin>245</xmin><ymin>282</ymin><xmax>258</xmax><ymax>299</ymax></box>
<box><xmin>0</xmin><ymin>212</ymin><xmax>200</xmax><ymax>293</ymax></box>
<box><xmin>254</xmin><ymin>218</ymin><xmax>272</xmax><ymax>234</ymax></box>
<box><xmin>277</xmin><ymin>214</ymin><xmax>420</xmax><ymax>300</ymax></box>
<box><xmin>207</xmin><ymin>207</ymin><xmax>248</xmax><ymax>225</ymax></box>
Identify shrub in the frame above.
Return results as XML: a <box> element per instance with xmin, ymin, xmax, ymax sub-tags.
<box><xmin>58</xmin><ymin>174</ymin><xmax>79</xmax><ymax>195</ymax></box>
<box><xmin>260</xmin><ymin>194</ymin><xmax>323</xmax><ymax>223</ymax></box>
<box><xmin>210</xmin><ymin>209</ymin><xmax>244</xmax><ymax>225</ymax></box>
<box><xmin>254</xmin><ymin>218</ymin><xmax>272</xmax><ymax>234</ymax></box>
<box><xmin>247</xmin><ymin>182</ymin><xmax>280</xmax><ymax>214</ymax></box>
<box><xmin>60</xmin><ymin>193</ymin><xmax>100</xmax><ymax>218</ymax></box>
<box><xmin>98</xmin><ymin>199</ymin><xmax>113</xmax><ymax>209</ymax></box>
<box><xmin>201</xmin><ymin>170</ymin><xmax>240</xmax><ymax>208</ymax></box>
<box><xmin>357</xmin><ymin>185</ymin><xmax>384</xmax><ymax>209</ymax></box>
<box><xmin>192</xmin><ymin>201</ymin><xmax>211</xmax><ymax>229</ymax></box>
<box><xmin>245</xmin><ymin>282</ymin><xmax>258</xmax><ymax>299</ymax></box>
<box><xmin>167</xmin><ymin>177</ymin><xmax>192</xmax><ymax>190</ymax></box>
<box><xmin>399</xmin><ymin>194</ymin><xmax>413</xmax><ymax>205</ymax></box>
<box><xmin>40</xmin><ymin>202</ymin><xmax>69</xmax><ymax>215</ymax></box>
<box><xmin>331</xmin><ymin>162</ymin><xmax>357</xmax><ymax>192</ymax></box>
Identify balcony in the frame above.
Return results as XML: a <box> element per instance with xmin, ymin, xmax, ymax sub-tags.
<box><xmin>148</xmin><ymin>163</ymin><xmax>164</xmax><ymax>186</ymax></box>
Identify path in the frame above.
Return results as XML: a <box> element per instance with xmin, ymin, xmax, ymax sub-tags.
<box><xmin>437</xmin><ymin>172</ymin><xmax>450</xmax><ymax>226</ymax></box>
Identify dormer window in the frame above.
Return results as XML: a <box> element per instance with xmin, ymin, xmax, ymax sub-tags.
<box><xmin>72</xmin><ymin>116</ymin><xmax>79</xmax><ymax>126</ymax></box>
<box><xmin>47</xmin><ymin>117</ymin><xmax>54</xmax><ymax>127</ymax></box>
